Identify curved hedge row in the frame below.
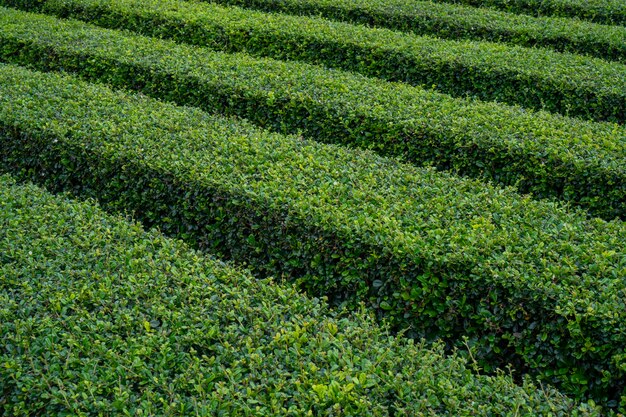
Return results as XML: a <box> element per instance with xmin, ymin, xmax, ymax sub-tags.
<box><xmin>4</xmin><ymin>0</ymin><xmax>626</xmax><ymax>125</ymax></box>
<box><xmin>3</xmin><ymin>176</ymin><xmax>599</xmax><ymax>416</ymax></box>
<box><xmin>1</xmin><ymin>7</ymin><xmax>626</xmax><ymax>221</ymax></box>
<box><xmin>2</xmin><ymin>64</ymin><xmax>625</xmax><ymax>408</ymax></box>
<box><xmin>115</xmin><ymin>0</ymin><xmax>626</xmax><ymax>63</ymax></box>
<box><xmin>434</xmin><ymin>0</ymin><xmax>626</xmax><ymax>27</ymax></box>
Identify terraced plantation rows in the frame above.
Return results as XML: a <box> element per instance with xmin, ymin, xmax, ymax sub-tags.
<box><xmin>4</xmin><ymin>175</ymin><xmax>599</xmax><ymax>415</ymax></box>
<box><xmin>2</xmin><ymin>7</ymin><xmax>626</xmax><ymax>220</ymax></box>
<box><xmin>0</xmin><ymin>0</ymin><xmax>624</xmax><ymax>415</ymax></box>
<box><xmin>170</xmin><ymin>0</ymin><xmax>626</xmax><ymax>62</ymax></box>
<box><xmin>203</xmin><ymin>0</ymin><xmax>626</xmax><ymax>28</ymax></box>
<box><xmin>9</xmin><ymin>0</ymin><xmax>626</xmax><ymax>63</ymax></box>
<box><xmin>6</xmin><ymin>1</ymin><xmax>626</xmax><ymax>125</ymax></box>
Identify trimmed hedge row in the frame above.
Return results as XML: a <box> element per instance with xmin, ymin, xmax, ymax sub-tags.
<box><xmin>128</xmin><ymin>0</ymin><xmax>626</xmax><ymax>63</ymax></box>
<box><xmin>5</xmin><ymin>1</ymin><xmax>626</xmax><ymax>124</ymax></box>
<box><xmin>433</xmin><ymin>0</ymin><xmax>626</xmax><ymax>27</ymax></box>
<box><xmin>1</xmin><ymin>8</ymin><xmax>626</xmax><ymax>222</ymax></box>
<box><xmin>3</xmin><ymin>176</ymin><xmax>599</xmax><ymax>416</ymax></box>
<box><xmin>2</xmin><ymin>64</ymin><xmax>625</xmax><ymax>409</ymax></box>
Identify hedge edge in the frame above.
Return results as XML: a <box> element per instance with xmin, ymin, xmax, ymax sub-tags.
<box><xmin>433</xmin><ymin>0</ymin><xmax>626</xmax><ymax>27</ymax></box>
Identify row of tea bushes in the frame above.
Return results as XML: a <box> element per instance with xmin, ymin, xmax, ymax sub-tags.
<box><xmin>3</xmin><ymin>175</ymin><xmax>599</xmax><ymax>416</ymax></box>
<box><xmin>4</xmin><ymin>0</ymin><xmax>626</xmax><ymax>123</ymax></box>
<box><xmin>8</xmin><ymin>0</ymin><xmax>624</xmax><ymax>26</ymax></box>
<box><xmin>434</xmin><ymin>0</ymin><xmax>626</xmax><ymax>26</ymax></box>
<box><xmin>111</xmin><ymin>0</ymin><xmax>626</xmax><ymax>62</ymax></box>
<box><xmin>2</xmin><ymin>64</ymin><xmax>625</xmax><ymax>407</ymax></box>
<box><xmin>1</xmin><ymin>7</ymin><xmax>625</xmax><ymax>220</ymax></box>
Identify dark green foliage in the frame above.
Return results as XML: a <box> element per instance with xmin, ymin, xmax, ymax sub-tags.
<box><xmin>1</xmin><ymin>64</ymin><xmax>625</xmax><ymax>408</ymax></box>
<box><xmin>1</xmin><ymin>8</ymin><xmax>626</xmax><ymax>221</ymax></box>
<box><xmin>3</xmin><ymin>175</ymin><xmax>600</xmax><ymax>416</ymax></box>
<box><xmin>433</xmin><ymin>0</ymin><xmax>626</xmax><ymax>27</ymax></box>
<box><xmin>4</xmin><ymin>0</ymin><xmax>626</xmax><ymax>124</ymax></box>
<box><xmin>114</xmin><ymin>0</ymin><xmax>626</xmax><ymax>63</ymax></box>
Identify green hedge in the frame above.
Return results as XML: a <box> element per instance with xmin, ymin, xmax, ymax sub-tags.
<box><xmin>3</xmin><ymin>176</ymin><xmax>600</xmax><ymax>416</ymax></box>
<box><xmin>4</xmin><ymin>0</ymin><xmax>626</xmax><ymax>124</ymax></box>
<box><xmin>433</xmin><ymin>0</ymin><xmax>626</xmax><ymax>27</ymax></box>
<box><xmin>114</xmin><ymin>0</ymin><xmax>626</xmax><ymax>63</ymax></box>
<box><xmin>2</xmin><ymin>8</ymin><xmax>626</xmax><ymax>222</ymax></box>
<box><xmin>2</xmin><ymin>64</ymin><xmax>625</xmax><ymax>409</ymax></box>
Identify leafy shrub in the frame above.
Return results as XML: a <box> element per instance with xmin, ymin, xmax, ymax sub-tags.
<box><xmin>2</xmin><ymin>175</ymin><xmax>601</xmax><ymax>416</ymax></box>
<box><xmin>1</xmin><ymin>64</ymin><xmax>625</xmax><ymax>408</ymax></box>
<box><xmin>85</xmin><ymin>0</ymin><xmax>626</xmax><ymax>62</ymax></box>
<box><xmin>1</xmin><ymin>7</ymin><xmax>626</xmax><ymax>220</ymax></box>
<box><xmin>433</xmin><ymin>0</ymin><xmax>626</xmax><ymax>26</ymax></box>
<box><xmin>3</xmin><ymin>0</ymin><xmax>626</xmax><ymax>122</ymax></box>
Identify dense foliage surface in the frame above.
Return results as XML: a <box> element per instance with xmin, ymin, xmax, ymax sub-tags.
<box><xmin>1</xmin><ymin>7</ymin><xmax>626</xmax><ymax>221</ymax></box>
<box><xmin>1</xmin><ymin>0</ymin><xmax>626</xmax><ymax>412</ymax></box>
<box><xmin>121</xmin><ymin>0</ymin><xmax>626</xmax><ymax>62</ymax></box>
<box><xmin>3</xmin><ymin>175</ymin><xmax>600</xmax><ymax>415</ymax></box>
<box><xmin>2</xmin><ymin>64</ymin><xmax>625</xmax><ymax>407</ymax></box>
<box><xmin>433</xmin><ymin>0</ymin><xmax>626</xmax><ymax>26</ymax></box>
<box><xmin>3</xmin><ymin>1</ymin><xmax>626</xmax><ymax>124</ymax></box>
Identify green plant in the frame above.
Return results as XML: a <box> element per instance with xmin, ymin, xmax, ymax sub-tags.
<box><xmin>2</xmin><ymin>175</ymin><xmax>601</xmax><ymax>415</ymax></box>
<box><xmin>3</xmin><ymin>0</ymin><xmax>626</xmax><ymax>121</ymax></box>
<box><xmin>1</xmin><ymin>64</ymin><xmax>625</xmax><ymax>407</ymax></box>
<box><xmin>1</xmin><ymin>7</ymin><xmax>625</xmax><ymax>220</ymax></box>
<box><xmin>431</xmin><ymin>0</ymin><xmax>626</xmax><ymax>26</ymax></box>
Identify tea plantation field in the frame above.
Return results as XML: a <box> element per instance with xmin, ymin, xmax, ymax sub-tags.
<box><xmin>1</xmin><ymin>0</ymin><xmax>625</xmax><ymax>415</ymax></box>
